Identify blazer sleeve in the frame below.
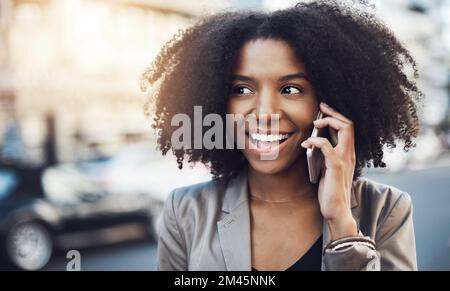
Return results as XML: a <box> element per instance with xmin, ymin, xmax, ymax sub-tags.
<box><xmin>323</xmin><ymin>192</ymin><xmax>417</xmax><ymax>271</ymax></box>
<box><xmin>156</xmin><ymin>190</ymin><xmax>188</xmax><ymax>271</ymax></box>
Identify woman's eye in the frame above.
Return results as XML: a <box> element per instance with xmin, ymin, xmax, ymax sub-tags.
<box><xmin>281</xmin><ymin>86</ymin><xmax>303</xmax><ymax>94</ymax></box>
<box><xmin>232</xmin><ymin>86</ymin><xmax>253</xmax><ymax>95</ymax></box>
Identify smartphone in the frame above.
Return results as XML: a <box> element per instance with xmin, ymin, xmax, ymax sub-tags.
<box><xmin>306</xmin><ymin>110</ymin><xmax>329</xmax><ymax>184</ymax></box>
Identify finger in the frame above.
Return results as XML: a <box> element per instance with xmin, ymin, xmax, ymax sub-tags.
<box><xmin>313</xmin><ymin>116</ymin><xmax>347</xmax><ymax>131</ymax></box>
<box><xmin>301</xmin><ymin>136</ymin><xmax>336</xmax><ymax>159</ymax></box>
<box><xmin>313</xmin><ymin>116</ymin><xmax>354</xmax><ymax>149</ymax></box>
<box><xmin>320</xmin><ymin>102</ymin><xmax>352</xmax><ymax>124</ymax></box>
<box><xmin>312</xmin><ymin>116</ymin><xmax>339</xmax><ymax>146</ymax></box>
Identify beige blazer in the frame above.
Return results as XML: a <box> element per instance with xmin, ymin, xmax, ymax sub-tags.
<box><xmin>156</xmin><ymin>173</ymin><xmax>417</xmax><ymax>271</ymax></box>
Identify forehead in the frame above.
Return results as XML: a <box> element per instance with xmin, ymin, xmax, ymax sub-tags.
<box><xmin>233</xmin><ymin>38</ymin><xmax>306</xmax><ymax>76</ymax></box>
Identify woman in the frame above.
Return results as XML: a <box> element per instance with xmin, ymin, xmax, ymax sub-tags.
<box><xmin>142</xmin><ymin>1</ymin><xmax>421</xmax><ymax>271</ymax></box>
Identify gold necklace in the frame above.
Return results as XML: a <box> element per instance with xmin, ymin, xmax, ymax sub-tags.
<box><xmin>249</xmin><ymin>188</ymin><xmax>315</xmax><ymax>204</ymax></box>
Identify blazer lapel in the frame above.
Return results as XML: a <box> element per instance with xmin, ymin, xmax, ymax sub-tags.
<box><xmin>217</xmin><ymin>173</ymin><xmax>252</xmax><ymax>271</ymax></box>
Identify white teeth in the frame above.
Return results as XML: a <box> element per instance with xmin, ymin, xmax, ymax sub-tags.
<box><xmin>250</xmin><ymin>133</ymin><xmax>290</xmax><ymax>142</ymax></box>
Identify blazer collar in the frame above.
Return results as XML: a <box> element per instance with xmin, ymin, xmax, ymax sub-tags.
<box><xmin>221</xmin><ymin>172</ymin><xmax>249</xmax><ymax>213</ymax></box>
<box><xmin>217</xmin><ymin>172</ymin><xmax>360</xmax><ymax>271</ymax></box>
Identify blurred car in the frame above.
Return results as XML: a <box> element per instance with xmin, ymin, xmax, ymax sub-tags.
<box><xmin>0</xmin><ymin>163</ymin><xmax>161</xmax><ymax>271</ymax></box>
<box><xmin>93</xmin><ymin>142</ymin><xmax>212</xmax><ymax>202</ymax></box>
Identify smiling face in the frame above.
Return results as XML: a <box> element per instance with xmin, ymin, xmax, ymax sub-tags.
<box><xmin>227</xmin><ymin>38</ymin><xmax>319</xmax><ymax>175</ymax></box>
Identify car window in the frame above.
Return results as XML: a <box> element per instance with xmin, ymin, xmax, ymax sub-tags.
<box><xmin>0</xmin><ymin>169</ymin><xmax>18</xmax><ymax>200</ymax></box>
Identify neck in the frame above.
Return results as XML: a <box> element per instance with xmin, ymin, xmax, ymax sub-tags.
<box><xmin>247</xmin><ymin>155</ymin><xmax>316</xmax><ymax>202</ymax></box>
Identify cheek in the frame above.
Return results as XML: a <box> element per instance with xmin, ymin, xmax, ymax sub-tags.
<box><xmin>227</xmin><ymin>98</ymin><xmax>250</xmax><ymax>115</ymax></box>
<box><xmin>285</xmin><ymin>104</ymin><xmax>318</xmax><ymax>129</ymax></box>
<box><xmin>226</xmin><ymin>99</ymin><xmax>238</xmax><ymax>115</ymax></box>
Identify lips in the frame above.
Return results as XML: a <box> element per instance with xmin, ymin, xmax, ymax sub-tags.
<box><xmin>249</xmin><ymin>133</ymin><xmax>291</xmax><ymax>148</ymax></box>
<box><xmin>250</xmin><ymin>133</ymin><xmax>291</xmax><ymax>142</ymax></box>
<box><xmin>246</xmin><ymin>131</ymin><xmax>295</xmax><ymax>153</ymax></box>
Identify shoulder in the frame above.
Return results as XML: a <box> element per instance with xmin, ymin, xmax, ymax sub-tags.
<box><xmin>352</xmin><ymin>177</ymin><xmax>413</xmax><ymax>233</ymax></box>
<box><xmin>352</xmin><ymin>177</ymin><xmax>412</xmax><ymax>208</ymax></box>
<box><xmin>159</xmin><ymin>177</ymin><xmax>229</xmax><ymax>247</ymax></box>
<box><xmin>166</xmin><ymin>177</ymin><xmax>228</xmax><ymax>209</ymax></box>
<box><xmin>162</xmin><ymin>177</ymin><xmax>229</xmax><ymax>228</ymax></box>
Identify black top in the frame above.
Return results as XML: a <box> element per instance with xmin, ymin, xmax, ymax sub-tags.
<box><xmin>252</xmin><ymin>235</ymin><xmax>323</xmax><ymax>271</ymax></box>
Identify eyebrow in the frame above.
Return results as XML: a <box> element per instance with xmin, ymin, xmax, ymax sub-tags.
<box><xmin>231</xmin><ymin>72</ymin><xmax>309</xmax><ymax>82</ymax></box>
<box><xmin>231</xmin><ymin>75</ymin><xmax>254</xmax><ymax>82</ymax></box>
<box><xmin>278</xmin><ymin>72</ymin><xmax>309</xmax><ymax>82</ymax></box>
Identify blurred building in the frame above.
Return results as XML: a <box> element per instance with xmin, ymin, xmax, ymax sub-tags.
<box><xmin>0</xmin><ymin>0</ymin><xmax>228</xmax><ymax>164</ymax></box>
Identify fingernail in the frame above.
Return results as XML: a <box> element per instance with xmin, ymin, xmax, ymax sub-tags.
<box><xmin>321</xmin><ymin>102</ymin><xmax>329</xmax><ymax>107</ymax></box>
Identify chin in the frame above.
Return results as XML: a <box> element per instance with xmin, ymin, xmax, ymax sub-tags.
<box><xmin>244</xmin><ymin>150</ymin><xmax>302</xmax><ymax>175</ymax></box>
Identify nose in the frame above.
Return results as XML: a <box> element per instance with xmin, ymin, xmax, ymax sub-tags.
<box><xmin>252</xmin><ymin>88</ymin><xmax>281</xmax><ymax>130</ymax></box>
<box><xmin>255</xmin><ymin>87</ymin><xmax>278</xmax><ymax>115</ymax></box>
